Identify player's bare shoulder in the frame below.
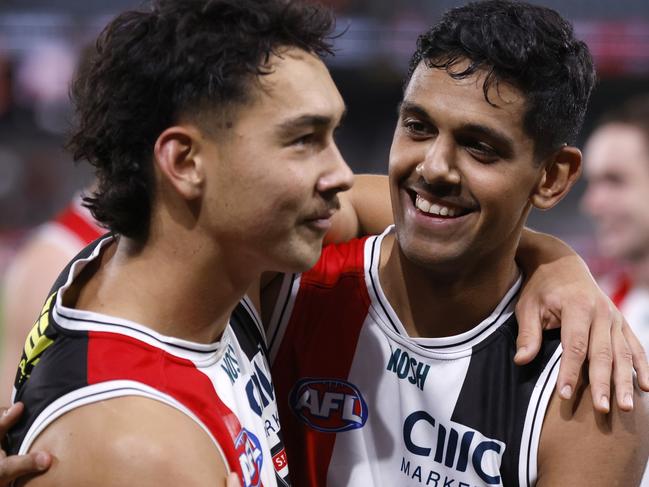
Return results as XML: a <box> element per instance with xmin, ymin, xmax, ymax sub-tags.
<box><xmin>537</xmin><ymin>378</ymin><xmax>649</xmax><ymax>486</ymax></box>
<box><xmin>18</xmin><ymin>396</ymin><xmax>228</xmax><ymax>487</ymax></box>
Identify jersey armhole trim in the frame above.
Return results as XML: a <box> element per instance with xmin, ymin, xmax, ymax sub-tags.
<box><xmin>18</xmin><ymin>380</ymin><xmax>230</xmax><ymax>474</ymax></box>
<box><xmin>518</xmin><ymin>345</ymin><xmax>562</xmax><ymax>487</ymax></box>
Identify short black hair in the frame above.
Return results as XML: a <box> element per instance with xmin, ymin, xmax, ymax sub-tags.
<box><xmin>407</xmin><ymin>0</ymin><xmax>595</xmax><ymax>159</ymax></box>
<box><xmin>68</xmin><ymin>0</ymin><xmax>335</xmax><ymax>241</ymax></box>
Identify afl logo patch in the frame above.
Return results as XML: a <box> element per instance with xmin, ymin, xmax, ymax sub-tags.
<box><xmin>235</xmin><ymin>428</ymin><xmax>263</xmax><ymax>487</ymax></box>
<box><xmin>289</xmin><ymin>378</ymin><xmax>368</xmax><ymax>432</ymax></box>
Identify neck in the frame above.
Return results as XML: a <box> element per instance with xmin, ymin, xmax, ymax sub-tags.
<box><xmin>379</xmin><ymin>234</ymin><xmax>519</xmax><ymax>338</ymax></box>
<box><xmin>73</xmin><ymin>223</ymin><xmax>260</xmax><ymax>344</ymax></box>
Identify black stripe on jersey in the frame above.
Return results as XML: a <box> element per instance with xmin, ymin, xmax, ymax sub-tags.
<box><xmin>368</xmin><ymin>235</ymin><xmax>401</xmax><ymax>335</ymax></box>
<box><xmin>525</xmin><ymin>351</ymin><xmax>561</xmax><ymax>487</ymax></box>
<box><xmin>240</xmin><ymin>297</ymin><xmax>265</xmax><ymax>342</ymax></box>
<box><xmin>268</xmin><ymin>273</ymin><xmax>297</xmax><ymax>353</ymax></box>
<box><xmin>230</xmin><ymin>303</ymin><xmax>270</xmax><ymax>362</ymax></box>
<box><xmin>8</xmin><ymin>333</ymin><xmax>89</xmax><ymax>455</ymax></box>
<box><xmin>230</xmin><ymin>303</ymin><xmax>292</xmax><ymax>486</ymax></box>
<box><xmin>450</xmin><ymin>317</ymin><xmax>561</xmax><ymax>487</ymax></box>
<box><xmin>55</xmin><ymin>310</ymin><xmax>221</xmax><ymax>354</ymax></box>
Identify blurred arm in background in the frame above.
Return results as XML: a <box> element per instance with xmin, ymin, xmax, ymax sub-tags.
<box><xmin>0</xmin><ymin>195</ymin><xmax>102</xmax><ymax>403</ymax></box>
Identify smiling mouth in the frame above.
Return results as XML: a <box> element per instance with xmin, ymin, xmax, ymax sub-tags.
<box><xmin>411</xmin><ymin>192</ymin><xmax>473</xmax><ymax>218</ymax></box>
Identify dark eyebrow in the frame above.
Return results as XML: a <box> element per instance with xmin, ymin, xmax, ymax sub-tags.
<box><xmin>398</xmin><ymin>101</ymin><xmax>431</xmax><ymax>122</ymax></box>
<box><xmin>278</xmin><ymin>107</ymin><xmax>347</xmax><ymax>133</ymax></box>
<box><xmin>461</xmin><ymin>123</ymin><xmax>515</xmax><ymax>153</ymax></box>
<box><xmin>399</xmin><ymin>100</ymin><xmax>515</xmax><ymax>156</ymax></box>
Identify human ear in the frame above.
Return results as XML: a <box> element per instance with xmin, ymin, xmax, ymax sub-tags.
<box><xmin>153</xmin><ymin>126</ymin><xmax>205</xmax><ymax>200</ymax></box>
<box><xmin>530</xmin><ymin>146</ymin><xmax>582</xmax><ymax>210</ymax></box>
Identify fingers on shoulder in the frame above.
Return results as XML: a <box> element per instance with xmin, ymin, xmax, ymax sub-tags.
<box><xmin>0</xmin><ymin>451</ymin><xmax>51</xmax><ymax>486</ymax></box>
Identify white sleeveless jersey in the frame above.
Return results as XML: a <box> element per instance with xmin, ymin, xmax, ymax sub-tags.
<box><xmin>9</xmin><ymin>236</ymin><xmax>290</xmax><ymax>487</ymax></box>
<box><xmin>269</xmin><ymin>228</ymin><xmax>561</xmax><ymax>487</ymax></box>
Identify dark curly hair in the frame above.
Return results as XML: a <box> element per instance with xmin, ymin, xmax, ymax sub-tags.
<box><xmin>407</xmin><ymin>0</ymin><xmax>595</xmax><ymax>159</ymax></box>
<box><xmin>68</xmin><ymin>0</ymin><xmax>335</xmax><ymax>241</ymax></box>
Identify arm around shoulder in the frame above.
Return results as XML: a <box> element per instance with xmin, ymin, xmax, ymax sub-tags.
<box><xmin>325</xmin><ymin>174</ymin><xmax>391</xmax><ymax>244</ymax></box>
<box><xmin>515</xmin><ymin>227</ymin><xmax>649</xmax><ymax>412</ymax></box>
<box><xmin>537</xmin><ymin>380</ymin><xmax>649</xmax><ymax>486</ymax></box>
<box><xmin>19</xmin><ymin>396</ymin><xmax>231</xmax><ymax>487</ymax></box>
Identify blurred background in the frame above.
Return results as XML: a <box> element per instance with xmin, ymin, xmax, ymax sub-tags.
<box><xmin>0</xmin><ymin>0</ymin><xmax>647</xmax><ymax>274</ymax></box>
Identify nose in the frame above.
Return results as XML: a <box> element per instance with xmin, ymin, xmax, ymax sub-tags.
<box><xmin>317</xmin><ymin>142</ymin><xmax>354</xmax><ymax>195</ymax></box>
<box><xmin>417</xmin><ymin>135</ymin><xmax>460</xmax><ymax>185</ymax></box>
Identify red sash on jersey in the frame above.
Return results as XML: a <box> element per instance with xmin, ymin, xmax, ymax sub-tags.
<box><xmin>611</xmin><ymin>274</ymin><xmax>632</xmax><ymax>307</ymax></box>
<box><xmin>273</xmin><ymin>237</ymin><xmax>371</xmax><ymax>487</ymax></box>
<box><xmin>54</xmin><ymin>202</ymin><xmax>104</xmax><ymax>245</ymax></box>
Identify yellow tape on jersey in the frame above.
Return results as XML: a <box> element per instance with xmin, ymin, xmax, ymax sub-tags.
<box><xmin>18</xmin><ymin>292</ymin><xmax>56</xmax><ymax>382</ymax></box>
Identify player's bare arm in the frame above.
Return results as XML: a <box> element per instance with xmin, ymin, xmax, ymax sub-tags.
<box><xmin>326</xmin><ymin>173</ymin><xmax>649</xmax><ymax>411</ymax></box>
<box><xmin>536</xmin><ymin>378</ymin><xmax>649</xmax><ymax>486</ymax></box>
<box><xmin>17</xmin><ymin>397</ymin><xmax>232</xmax><ymax>487</ymax></box>
<box><xmin>326</xmin><ymin>173</ymin><xmax>392</xmax><ymax>245</ymax></box>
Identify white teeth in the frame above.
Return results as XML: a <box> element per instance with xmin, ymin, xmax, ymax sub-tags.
<box><xmin>415</xmin><ymin>195</ymin><xmax>431</xmax><ymax>212</ymax></box>
<box><xmin>415</xmin><ymin>194</ymin><xmax>459</xmax><ymax>217</ymax></box>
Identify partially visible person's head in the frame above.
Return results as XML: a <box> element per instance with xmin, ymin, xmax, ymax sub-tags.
<box><xmin>68</xmin><ymin>0</ymin><xmax>342</xmax><ymax>247</ymax></box>
<box><xmin>389</xmin><ymin>0</ymin><xmax>593</xmax><ymax>271</ymax></box>
<box><xmin>581</xmin><ymin>96</ymin><xmax>649</xmax><ymax>263</ymax></box>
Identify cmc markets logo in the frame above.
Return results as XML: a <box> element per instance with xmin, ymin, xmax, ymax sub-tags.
<box><xmin>289</xmin><ymin>378</ymin><xmax>368</xmax><ymax>433</ymax></box>
<box><xmin>235</xmin><ymin>428</ymin><xmax>263</xmax><ymax>487</ymax></box>
<box><xmin>403</xmin><ymin>411</ymin><xmax>506</xmax><ymax>485</ymax></box>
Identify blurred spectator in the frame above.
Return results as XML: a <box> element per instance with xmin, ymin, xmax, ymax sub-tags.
<box><xmin>0</xmin><ymin>194</ymin><xmax>104</xmax><ymax>402</ymax></box>
<box><xmin>0</xmin><ymin>45</ymin><xmax>91</xmax><ymax>230</ymax></box>
<box><xmin>0</xmin><ymin>54</ymin><xmax>12</xmax><ymax>119</ymax></box>
<box><xmin>581</xmin><ymin>95</ymin><xmax>649</xmax><ymax>356</ymax></box>
<box><xmin>14</xmin><ymin>41</ymin><xmax>76</xmax><ymax>135</ymax></box>
<box><xmin>0</xmin><ymin>45</ymin><xmax>102</xmax><ymax>402</ymax></box>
